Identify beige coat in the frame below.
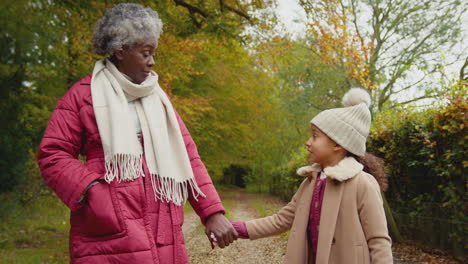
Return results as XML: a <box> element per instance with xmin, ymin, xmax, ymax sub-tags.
<box><xmin>246</xmin><ymin>157</ymin><xmax>393</xmax><ymax>264</ymax></box>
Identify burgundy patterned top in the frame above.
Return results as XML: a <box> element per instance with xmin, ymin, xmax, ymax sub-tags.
<box><xmin>231</xmin><ymin>172</ymin><xmax>328</xmax><ymax>264</ymax></box>
<box><xmin>308</xmin><ymin>172</ymin><xmax>327</xmax><ymax>264</ymax></box>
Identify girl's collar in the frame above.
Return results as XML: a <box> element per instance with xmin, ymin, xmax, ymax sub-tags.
<box><xmin>296</xmin><ymin>156</ymin><xmax>363</xmax><ymax>182</ymax></box>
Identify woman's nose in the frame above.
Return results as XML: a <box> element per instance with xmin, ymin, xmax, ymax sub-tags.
<box><xmin>148</xmin><ymin>56</ymin><xmax>155</xmax><ymax>67</ymax></box>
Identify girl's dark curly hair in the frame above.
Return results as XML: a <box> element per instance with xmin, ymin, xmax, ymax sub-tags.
<box><xmin>356</xmin><ymin>153</ymin><xmax>388</xmax><ymax>192</ymax></box>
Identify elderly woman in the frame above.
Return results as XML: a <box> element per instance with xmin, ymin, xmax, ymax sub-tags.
<box><xmin>37</xmin><ymin>3</ymin><xmax>237</xmax><ymax>263</ymax></box>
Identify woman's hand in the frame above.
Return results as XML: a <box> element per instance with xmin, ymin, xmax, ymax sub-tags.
<box><xmin>204</xmin><ymin>212</ymin><xmax>238</xmax><ymax>248</ymax></box>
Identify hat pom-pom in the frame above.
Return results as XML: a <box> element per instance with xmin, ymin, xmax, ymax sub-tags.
<box><xmin>342</xmin><ymin>88</ymin><xmax>371</xmax><ymax>107</ymax></box>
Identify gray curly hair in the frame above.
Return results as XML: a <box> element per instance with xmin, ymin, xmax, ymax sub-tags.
<box><xmin>92</xmin><ymin>3</ymin><xmax>163</xmax><ymax>56</ymax></box>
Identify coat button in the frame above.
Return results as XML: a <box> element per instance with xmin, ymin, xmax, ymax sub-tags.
<box><xmin>332</xmin><ymin>238</ymin><xmax>336</xmax><ymax>244</ymax></box>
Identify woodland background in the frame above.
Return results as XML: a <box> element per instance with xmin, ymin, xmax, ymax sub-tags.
<box><xmin>0</xmin><ymin>0</ymin><xmax>466</xmax><ymax>262</ymax></box>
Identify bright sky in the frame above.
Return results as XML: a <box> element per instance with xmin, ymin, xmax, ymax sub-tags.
<box><xmin>275</xmin><ymin>0</ymin><xmax>306</xmax><ymax>37</ymax></box>
<box><xmin>273</xmin><ymin>0</ymin><xmax>468</xmax><ymax>104</ymax></box>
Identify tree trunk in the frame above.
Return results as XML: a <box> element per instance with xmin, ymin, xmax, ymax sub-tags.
<box><xmin>382</xmin><ymin>192</ymin><xmax>403</xmax><ymax>242</ymax></box>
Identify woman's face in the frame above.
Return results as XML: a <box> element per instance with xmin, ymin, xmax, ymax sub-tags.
<box><xmin>115</xmin><ymin>38</ymin><xmax>157</xmax><ymax>84</ymax></box>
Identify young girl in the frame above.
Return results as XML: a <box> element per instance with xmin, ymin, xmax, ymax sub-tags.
<box><xmin>231</xmin><ymin>88</ymin><xmax>393</xmax><ymax>264</ymax></box>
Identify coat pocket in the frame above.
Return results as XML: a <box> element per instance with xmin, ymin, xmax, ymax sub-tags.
<box><xmin>78</xmin><ymin>182</ymin><xmax>124</xmax><ymax>237</ymax></box>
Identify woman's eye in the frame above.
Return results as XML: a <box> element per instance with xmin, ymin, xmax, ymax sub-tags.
<box><xmin>143</xmin><ymin>51</ymin><xmax>155</xmax><ymax>58</ymax></box>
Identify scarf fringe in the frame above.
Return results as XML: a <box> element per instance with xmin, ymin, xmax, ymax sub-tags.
<box><xmin>104</xmin><ymin>153</ymin><xmax>144</xmax><ymax>183</ymax></box>
<box><xmin>103</xmin><ymin>153</ymin><xmax>206</xmax><ymax>206</ymax></box>
<box><xmin>150</xmin><ymin>173</ymin><xmax>206</xmax><ymax>206</ymax></box>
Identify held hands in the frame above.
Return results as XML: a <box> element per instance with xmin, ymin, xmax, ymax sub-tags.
<box><xmin>204</xmin><ymin>212</ymin><xmax>238</xmax><ymax>249</ymax></box>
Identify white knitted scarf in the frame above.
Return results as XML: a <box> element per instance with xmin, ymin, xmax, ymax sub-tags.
<box><xmin>91</xmin><ymin>59</ymin><xmax>205</xmax><ymax>205</ymax></box>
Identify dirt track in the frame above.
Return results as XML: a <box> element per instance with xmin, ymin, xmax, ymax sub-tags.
<box><xmin>183</xmin><ymin>189</ymin><xmax>287</xmax><ymax>264</ymax></box>
<box><xmin>183</xmin><ymin>188</ymin><xmax>462</xmax><ymax>264</ymax></box>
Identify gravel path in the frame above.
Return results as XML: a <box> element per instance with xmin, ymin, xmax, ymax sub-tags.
<box><xmin>183</xmin><ymin>189</ymin><xmax>287</xmax><ymax>264</ymax></box>
<box><xmin>183</xmin><ymin>188</ymin><xmax>458</xmax><ymax>264</ymax></box>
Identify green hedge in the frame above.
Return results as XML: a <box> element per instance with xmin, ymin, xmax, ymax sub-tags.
<box><xmin>0</xmin><ymin>88</ymin><xmax>54</xmax><ymax>194</ymax></box>
<box><xmin>266</xmin><ymin>149</ymin><xmax>308</xmax><ymax>201</ymax></box>
<box><xmin>245</xmin><ymin>147</ymin><xmax>307</xmax><ymax>201</ymax></box>
<box><xmin>367</xmin><ymin>84</ymin><xmax>467</xmax><ymax>251</ymax></box>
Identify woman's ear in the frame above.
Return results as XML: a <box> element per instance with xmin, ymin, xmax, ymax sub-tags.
<box><xmin>114</xmin><ymin>49</ymin><xmax>124</xmax><ymax>61</ymax></box>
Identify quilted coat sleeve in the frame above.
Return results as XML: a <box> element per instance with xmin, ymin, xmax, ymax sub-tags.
<box><xmin>245</xmin><ymin>179</ymin><xmax>308</xmax><ymax>239</ymax></box>
<box><xmin>174</xmin><ymin>110</ymin><xmax>225</xmax><ymax>223</ymax></box>
<box><xmin>37</xmin><ymin>82</ymin><xmax>102</xmax><ymax>212</ymax></box>
<box><xmin>357</xmin><ymin>172</ymin><xmax>393</xmax><ymax>264</ymax></box>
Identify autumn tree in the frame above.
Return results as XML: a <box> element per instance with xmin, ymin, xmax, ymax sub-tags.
<box><xmin>299</xmin><ymin>0</ymin><xmax>466</xmax><ymax>110</ymax></box>
<box><xmin>243</xmin><ymin>28</ymin><xmax>357</xmax><ymax>191</ymax></box>
<box><xmin>0</xmin><ymin>0</ymin><xmax>58</xmax><ymax>191</ymax></box>
<box><xmin>0</xmin><ymin>0</ymin><xmax>281</xmax><ymax>190</ymax></box>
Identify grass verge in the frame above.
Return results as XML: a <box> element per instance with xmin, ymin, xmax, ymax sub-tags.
<box><xmin>0</xmin><ymin>193</ymin><xmax>69</xmax><ymax>264</ymax></box>
<box><xmin>251</xmin><ymin>198</ymin><xmax>289</xmax><ymax>241</ymax></box>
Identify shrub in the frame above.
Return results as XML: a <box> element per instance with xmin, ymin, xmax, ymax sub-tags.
<box><xmin>368</xmin><ymin>83</ymin><xmax>467</xmax><ymax>246</ymax></box>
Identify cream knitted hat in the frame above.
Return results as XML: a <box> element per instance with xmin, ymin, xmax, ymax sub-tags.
<box><xmin>311</xmin><ymin>88</ymin><xmax>371</xmax><ymax>156</ymax></box>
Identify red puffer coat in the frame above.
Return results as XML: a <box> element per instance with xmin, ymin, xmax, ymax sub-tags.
<box><xmin>37</xmin><ymin>74</ymin><xmax>225</xmax><ymax>263</ymax></box>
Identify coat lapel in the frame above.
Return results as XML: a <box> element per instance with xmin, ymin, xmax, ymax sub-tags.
<box><xmin>315</xmin><ymin>178</ymin><xmax>345</xmax><ymax>264</ymax></box>
<box><xmin>294</xmin><ymin>157</ymin><xmax>363</xmax><ymax>263</ymax></box>
<box><xmin>285</xmin><ymin>173</ymin><xmax>316</xmax><ymax>264</ymax></box>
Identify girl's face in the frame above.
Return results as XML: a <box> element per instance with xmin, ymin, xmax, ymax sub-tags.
<box><xmin>114</xmin><ymin>38</ymin><xmax>157</xmax><ymax>84</ymax></box>
<box><xmin>305</xmin><ymin>125</ymin><xmax>340</xmax><ymax>166</ymax></box>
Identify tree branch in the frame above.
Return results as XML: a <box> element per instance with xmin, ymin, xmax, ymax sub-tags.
<box><xmin>219</xmin><ymin>0</ymin><xmax>252</xmax><ymax>22</ymax></box>
<box><xmin>393</xmin><ymin>74</ymin><xmax>430</xmax><ymax>94</ymax></box>
<box><xmin>460</xmin><ymin>57</ymin><xmax>468</xmax><ymax>81</ymax></box>
<box><xmin>377</xmin><ymin>29</ymin><xmax>435</xmax><ymax>98</ymax></box>
<box><xmin>397</xmin><ymin>93</ymin><xmax>439</xmax><ymax>105</ymax></box>
<box><xmin>189</xmin><ymin>13</ymin><xmax>203</xmax><ymax>28</ymax></box>
<box><xmin>173</xmin><ymin>0</ymin><xmax>209</xmax><ymax>18</ymax></box>
<box><xmin>349</xmin><ymin>0</ymin><xmax>367</xmax><ymax>61</ymax></box>
<box><xmin>379</xmin><ymin>36</ymin><xmax>408</xmax><ymax>59</ymax></box>
<box><xmin>380</xmin><ymin>2</ymin><xmax>419</xmax><ymax>43</ymax></box>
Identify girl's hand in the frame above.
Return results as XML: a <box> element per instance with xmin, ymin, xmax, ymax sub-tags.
<box><xmin>209</xmin><ymin>232</ymin><xmax>218</xmax><ymax>248</ymax></box>
<box><xmin>204</xmin><ymin>213</ymin><xmax>238</xmax><ymax>248</ymax></box>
